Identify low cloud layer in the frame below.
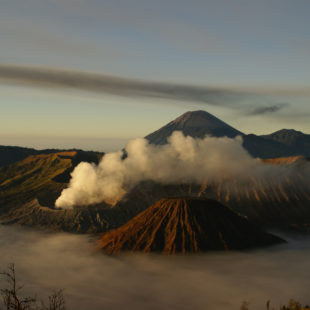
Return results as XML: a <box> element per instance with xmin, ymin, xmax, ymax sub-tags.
<box><xmin>1</xmin><ymin>225</ymin><xmax>310</xmax><ymax>310</ymax></box>
<box><xmin>55</xmin><ymin>131</ymin><xmax>293</xmax><ymax>209</ymax></box>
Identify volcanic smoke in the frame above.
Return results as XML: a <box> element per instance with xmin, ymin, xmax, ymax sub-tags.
<box><xmin>55</xmin><ymin>132</ymin><xmax>306</xmax><ymax>209</ymax></box>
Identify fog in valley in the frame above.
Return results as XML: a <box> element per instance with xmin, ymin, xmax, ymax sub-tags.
<box><xmin>0</xmin><ymin>225</ymin><xmax>309</xmax><ymax>310</ymax></box>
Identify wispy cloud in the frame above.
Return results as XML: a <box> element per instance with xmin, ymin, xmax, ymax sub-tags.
<box><xmin>246</xmin><ymin>103</ymin><xmax>289</xmax><ymax>116</ymax></box>
<box><xmin>0</xmin><ymin>64</ymin><xmax>245</xmax><ymax>106</ymax></box>
<box><xmin>0</xmin><ymin>64</ymin><xmax>308</xmax><ymax>118</ymax></box>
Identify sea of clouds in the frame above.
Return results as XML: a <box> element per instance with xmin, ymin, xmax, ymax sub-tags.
<box><xmin>1</xmin><ymin>225</ymin><xmax>310</xmax><ymax>310</ymax></box>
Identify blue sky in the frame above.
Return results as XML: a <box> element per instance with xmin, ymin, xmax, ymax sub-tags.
<box><xmin>0</xmin><ymin>0</ymin><xmax>309</xmax><ymax>150</ymax></box>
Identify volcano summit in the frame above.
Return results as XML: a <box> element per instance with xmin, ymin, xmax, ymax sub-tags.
<box><xmin>145</xmin><ymin>110</ymin><xmax>242</xmax><ymax>145</ymax></box>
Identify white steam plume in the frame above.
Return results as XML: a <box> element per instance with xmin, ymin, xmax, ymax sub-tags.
<box><xmin>55</xmin><ymin>131</ymin><xmax>292</xmax><ymax>209</ymax></box>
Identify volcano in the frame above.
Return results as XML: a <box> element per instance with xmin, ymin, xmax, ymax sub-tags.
<box><xmin>145</xmin><ymin>110</ymin><xmax>310</xmax><ymax>158</ymax></box>
<box><xmin>99</xmin><ymin>198</ymin><xmax>284</xmax><ymax>254</ymax></box>
<box><xmin>145</xmin><ymin>110</ymin><xmax>243</xmax><ymax>145</ymax></box>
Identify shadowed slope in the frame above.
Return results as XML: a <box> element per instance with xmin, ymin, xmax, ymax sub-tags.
<box><xmin>0</xmin><ymin>145</ymin><xmax>39</xmax><ymax>167</ymax></box>
<box><xmin>100</xmin><ymin>198</ymin><xmax>283</xmax><ymax>254</ymax></box>
<box><xmin>261</xmin><ymin>129</ymin><xmax>310</xmax><ymax>157</ymax></box>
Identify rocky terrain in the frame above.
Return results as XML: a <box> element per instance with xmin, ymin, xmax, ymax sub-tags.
<box><xmin>99</xmin><ymin>197</ymin><xmax>284</xmax><ymax>254</ymax></box>
<box><xmin>0</xmin><ymin>110</ymin><xmax>309</xmax><ymax>234</ymax></box>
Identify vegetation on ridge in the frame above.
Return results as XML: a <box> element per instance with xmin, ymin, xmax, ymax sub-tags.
<box><xmin>240</xmin><ymin>300</ymin><xmax>310</xmax><ymax>310</ymax></box>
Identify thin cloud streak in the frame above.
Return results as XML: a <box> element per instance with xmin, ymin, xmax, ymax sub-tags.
<box><xmin>0</xmin><ymin>64</ymin><xmax>307</xmax><ymax>118</ymax></box>
<box><xmin>247</xmin><ymin>103</ymin><xmax>289</xmax><ymax>116</ymax></box>
<box><xmin>0</xmin><ymin>64</ymin><xmax>242</xmax><ymax>106</ymax></box>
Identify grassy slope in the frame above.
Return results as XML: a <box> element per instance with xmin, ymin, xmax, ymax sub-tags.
<box><xmin>0</xmin><ymin>151</ymin><xmax>102</xmax><ymax>208</ymax></box>
<box><xmin>0</xmin><ymin>151</ymin><xmax>124</xmax><ymax>233</ymax></box>
<box><xmin>0</xmin><ymin>152</ymin><xmax>73</xmax><ymax>207</ymax></box>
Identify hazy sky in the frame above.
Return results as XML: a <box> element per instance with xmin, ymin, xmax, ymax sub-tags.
<box><xmin>0</xmin><ymin>0</ymin><xmax>309</xmax><ymax>150</ymax></box>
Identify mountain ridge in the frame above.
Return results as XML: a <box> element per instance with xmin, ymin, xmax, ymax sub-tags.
<box><xmin>0</xmin><ymin>110</ymin><xmax>309</xmax><ymax>234</ymax></box>
<box><xmin>260</xmin><ymin>129</ymin><xmax>310</xmax><ymax>156</ymax></box>
<box><xmin>145</xmin><ymin>110</ymin><xmax>310</xmax><ymax>158</ymax></box>
<box><xmin>0</xmin><ymin>145</ymin><xmax>104</xmax><ymax>167</ymax></box>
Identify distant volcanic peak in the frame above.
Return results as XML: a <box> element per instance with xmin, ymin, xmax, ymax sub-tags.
<box><xmin>145</xmin><ymin>110</ymin><xmax>243</xmax><ymax>145</ymax></box>
<box><xmin>99</xmin><ymin>198</ymin><xmax>283</xmax><ymax>255</ymax></box>
<box><xmin>272</xmin><ymin>129</ymin><xmax>304</xmax><ymax>135</ymax></box>
<box><xmin>174</xmin><ymin>110</ymin><xmax>242</xmax><ymax>134</ymax></box>
<box><xmin>172</xmin><ymin>110</ymin><xmax>224</xmax><ymax>126</ymax></box>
